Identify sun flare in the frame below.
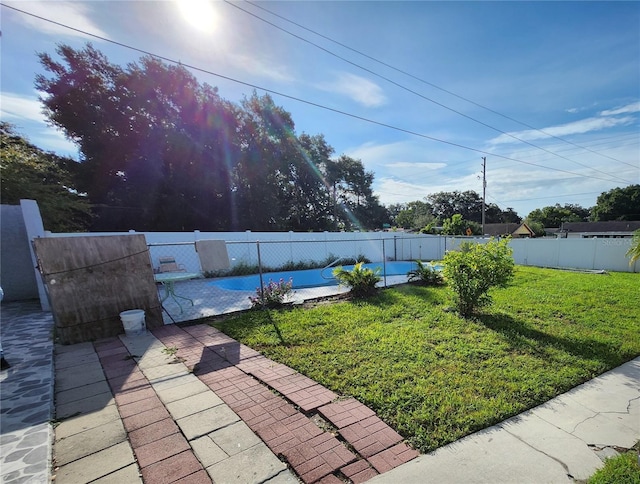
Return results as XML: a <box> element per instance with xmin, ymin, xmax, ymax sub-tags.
<box><xmin>177</xmin><ymin>0</ymin><xmax>218</xmax><ymax>32</ymax></box>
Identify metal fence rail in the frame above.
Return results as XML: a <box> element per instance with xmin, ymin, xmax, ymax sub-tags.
<box><xmin>147</xmin><ymin>236</ymin><xmax>437</xmax><ymax>324</ymax></box>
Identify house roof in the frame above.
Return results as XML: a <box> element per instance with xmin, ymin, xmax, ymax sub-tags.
<box><xmin>483</xmin><ymin>223</ymin><xmax>534</xmax><ymax>237</ymax></box>
<box><xmin>562</xmin><ymin>221</ymin><xmax>640</xmax><ymax>233</ymax></box>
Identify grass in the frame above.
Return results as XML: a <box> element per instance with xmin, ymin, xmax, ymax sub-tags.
<box><xmin>587</xmin><ymin>448</ymin><xmax>640</xmax><ymax>484</ymax></box>
<box><xmin>211</xmin><ymin>266</ymin><xmax>640</xmax><ymax>453</ymax></box>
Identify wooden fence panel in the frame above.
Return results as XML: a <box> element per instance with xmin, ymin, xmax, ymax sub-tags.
<box><xmin>33</xmin><ymin>235</ymin><xmax>162</xmax><ymax>344</ymax></box>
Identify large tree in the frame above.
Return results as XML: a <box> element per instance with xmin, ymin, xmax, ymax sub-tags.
<box><xmin>526</xmin><ymin>203</ymin><xmax>590</xmax><ymax>228</ymax></box>
<box><xmin>0</xmin><ymin>123</ymin><xmax>91</xmax><ymax>231</ymax></box>
<box><xmin>36</xmin><ymin>44</ymin><xmax>239</xmax><ymax>231</ymax></box>
<box><xmin>35</xmin><ymin>43</ymin><xmax>389</xmax><ymax>232</ymax></box>
<box><xmin>591</xmin><ymin>185</ymin><xmax>640</xmax><ymax>221</ymax></box>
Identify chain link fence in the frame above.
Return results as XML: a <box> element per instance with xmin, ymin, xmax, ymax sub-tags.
<box><xmin>148</xmin><ymin>235</ymin><xmax>445</xmax><ymax>324</ymax></box>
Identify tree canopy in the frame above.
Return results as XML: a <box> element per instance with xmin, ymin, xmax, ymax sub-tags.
<box><xmin>35</xmin><ymin>43</ymin><xmax>389</xmax><ymax>232</ymax></box>
<box><xmin>591</xmin><ymin>185</ymin><xmax>640</xmax><ymax>221</ymax></box>
<box><xmin>0</xmin><ymin>122</ymin><xmax>92</xmax><ymax>232</ymax></box>
<box><xmin>525</xmin><ymin>203</ymin><xmax>590</xmax><ymax>228</ymax></box>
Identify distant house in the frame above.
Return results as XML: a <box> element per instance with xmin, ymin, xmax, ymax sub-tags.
<box><xmin>483</xmin><ymin>222</ymin><xmax>535</xmax><ymax>238</ymax></box>
<box><xmin>558</xmin><ymin>221</ymin><xmax>640</xmax><ymax>238</ymax></box>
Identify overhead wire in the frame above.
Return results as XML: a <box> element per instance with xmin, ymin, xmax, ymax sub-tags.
<box><xmin>222</xmin><ymin>0</ymin><xmax>634</xmax><ymax>185</ymax></box>
<box><xmin>242</xmin><ymin>0</ymin><xmax>634</xmax><ymax>168</ymax></box>
<box><xmin>1</xmin><ymin>2</ymin><xmax>634</xmax><ymax>187</ymax></box>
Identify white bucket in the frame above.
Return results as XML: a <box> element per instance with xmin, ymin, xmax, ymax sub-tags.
<box><xmin>120</xmin><ymin>309</ymin><xmax>146</xmax><ymax>336</ymax></box>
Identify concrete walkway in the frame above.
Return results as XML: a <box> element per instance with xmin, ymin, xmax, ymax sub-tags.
<box><xmin>369</xmin><ymin>358</ymin><xmax>640</xmax><ymax>483</ymax></box>
<box><xmin>1</xmin><ymin>301</ymin><xmax>639</xmax><ymax>483</ymax></box>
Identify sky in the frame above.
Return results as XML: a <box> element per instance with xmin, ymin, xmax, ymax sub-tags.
<box><xmin>1</xmin><ymin>0</ymin><xmax>639</xmax><ymax>219</ymax></box>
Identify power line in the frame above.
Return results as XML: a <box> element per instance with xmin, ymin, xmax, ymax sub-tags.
<box><xmin>1</xmin><ymin>2</ymin><xmax>633</xmax><ymax>187</ymax></box>
<box><xmin>241</xmin><ymin>0</ymin><xmax>633</xmax><ymax>168</ymax></box>
<box><xmin>223</xmin><ymin>1</ymin><xmax>633</xmax><ymax>185</ymax></box>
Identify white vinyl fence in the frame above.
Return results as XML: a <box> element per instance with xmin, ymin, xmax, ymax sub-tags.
<box><xmin>44</xmin><ymin>230</ymin><xmax>639</xmax><ymax>273</ymax></box>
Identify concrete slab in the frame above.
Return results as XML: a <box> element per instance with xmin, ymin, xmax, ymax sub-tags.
<box><xmin>55</xmin><ymin>366</ymin><xmax>106</xmax><ymax>392</ymax></box>
<box><xmin>155</xmin><ymin>379</ymin><xmax>210</xmax><ymax>405</ymax></box>
<box><xmin>143</xmin><ymin>362</ymin><xmax>189</xmax><ymax>381</ymax></box>
<box><xmin>54</xmin><ymin>441</ymin><xmax>136</xmax><ymax>483</ymax></box>
<box><xmin>54</xmin><ymin>419</ymin><xmax>127</xmax><ymax>466</ymax></box>
<box><xmin>572</xmin><ymin>412</ymin><xmax>639</xmax><ymax>449</ymax></box>
<box><xmin>499</xmin><ymin>411</ymin><xmax>603</xmax><ymax>480</ymax></box>
<box><xmin>56</xmin><ymin>392</ymin><xmax>115</xmax><ymax>419</ymax></box>
<box><xmin>205</xmin><ymin>443</ymin><xmax>287</xmax><ymax>484</ymax></box>
<box><xmin>208</xmin><ymin>421</ymin><xmax>262</xmax><ymax>456</ymax></box>
<box><xmin>263</xmin><ymin>470</ymin><xmax>300</xmax><ymax>483</ymax></box>
<box><xmin>165</xmin><ymin>391</ymin><xmax>224</xmax><ymax>420</ymax></box>
<box><xmin>190</xmin><ymin>434</ymin><xmax>229</xmax><ymax>468</ymax></box>
<box><xmin>55</xmin><ymin>404</ymin><xmax>121</xmax><ymax>439</ymax></box>
<box><xmin>368</xmin><ymin>426</ymin><xmax>573</xmax><ymax>484</ymax></box>
<box><xmin>55</xmin><ymin>351</ymin><xmax>101</xmax><ymax>369</ymax></box>
<box><xmin>177</xmin><ymin>405</ymin><xmax>240</xmax><ymax>440</ymax></box>
<box><xmin>55</xmin><ymin>380</ymin><xmax>112</xmax><ymax>406</ymax></box>
<box><xmin>91</xmin><ymin>463</ymin><xmax>142</xmax><ymax>483</ymax></box>
<box><xmin>146</xmin><ymin>372</ymin><xmax>195</xmax><ymax>392</ymax></box>
<box><xmin>55</xmin><ymin>342</ymin><xmax>95</xmax><ymax>356</ymax></box>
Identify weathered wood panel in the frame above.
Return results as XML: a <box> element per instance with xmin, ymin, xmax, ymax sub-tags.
<box><xmin>33</xmin><ymin>235</ymin><xmax>162</xmax><ymax>344</ymax></box>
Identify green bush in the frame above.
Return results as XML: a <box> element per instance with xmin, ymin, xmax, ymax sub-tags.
<box><xmin>443</xmin><ymin>238</ymin><xmax>514</xmax><ymax>316</ymax></box>
<box><xmin>407</xmin><ymin>260</ymin><xmax>444</xmax><ymax>286</ymax></box>
<box><xmin>333</xmin><ymin>262</ymin><xmax>381</xmax><ymax>298</ymax></box>
<box><xmin>587</xmin><ymin>451</ymin><xmax>640</xmax><ymax>484</ymax></box>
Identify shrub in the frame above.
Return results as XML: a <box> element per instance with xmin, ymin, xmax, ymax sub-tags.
<box><xmin>443</xmin><ymin>238</ymin><xmax>514</xmax><ymax>316</ymax></box>
<box><xmin>333</xmin><ymin>262</ymin><xmax>381</xmax><ymax>298</ymax></box>
<box><xmin>249</xmin><ymin>278</ymin><xmax>294</xmax><ymax>309</ymax></box>
<box><xmin>407</xmin><ymin>260</ymin><xmax>444</xmax><ymax>286</ymax></box>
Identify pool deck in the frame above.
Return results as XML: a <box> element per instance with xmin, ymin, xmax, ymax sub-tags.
<box><xmin>158</xmin><ymin>275</ymin><xmax>409</xmax><ymax>324</ymax></box>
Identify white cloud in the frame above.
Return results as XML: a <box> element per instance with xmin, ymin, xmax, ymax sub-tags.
<box><xmin>5</xmin><ymin>1</ymin><xmax>109</xmax><ymax>39</ymax></box>
<box><xmin>565</xmin><ymin>108</ymin><xmax>579</xmax><ymax>114</ymax></box>
<box><xmin>387</xmin><ymin>161</ymin><xmax>447</xmax><ymax>170</ymax></box>
<box><xmin>1</xmin><ymin>91</ymin><xmax>78</xmax><ymax>156</ymax></box>
<box><xmin>1</xmin><ymin>92</ymin><xmax>44</xmax><ymax>122</ymax></box>
<box><xmin>488</xmin><ymin>116</ymin><xmax>635</xmax><ymax>146</ymax></box>
<box><xmin>599</xmin><ymin>101</ymin><xmax>640</xmax><ymax>116</ymax></box>
<box><xmin>227</xmin><ymin>53</ymin><xmax>295</xmax><ymax>83</ymax></box>
<box><xmin>317</xmin><ymin>73</ymin><xmax>386</xmax><ymax>107</ymax></box>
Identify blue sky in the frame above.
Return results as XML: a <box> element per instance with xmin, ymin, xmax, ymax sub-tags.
<box><xmin>2</xmin><ymin>1</ymin><xmax>639</xmax><ymax>218</ymax></box>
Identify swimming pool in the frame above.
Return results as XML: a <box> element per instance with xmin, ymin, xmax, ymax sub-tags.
<box><xmin>209</xmin><ymin>261</ymin><xmax>432</xmax><ymax>291</ymax></box>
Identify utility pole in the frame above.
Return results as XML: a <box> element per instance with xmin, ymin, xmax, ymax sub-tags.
<box><xmin>481</xmin><ymin>157</ymin><xmax>487</xmax><ymax>235</ymax></box>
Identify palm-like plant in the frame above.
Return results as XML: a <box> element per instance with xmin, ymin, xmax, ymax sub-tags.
<box><xmin>626</xmin><ymin>229</ymin><xmax>640</xmax><ymax>265</ymax></box>
<box><xmin>332</xmin><ymin>262</ymin><xmax>381</xmax><ymax>298</ymax></box>
<box><xmin>407</xmin><ymin>260</ymin><xmax>444</xmax><ymax>286</ymax></box>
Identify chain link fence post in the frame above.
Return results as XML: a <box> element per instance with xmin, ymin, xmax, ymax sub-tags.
<box><xmin>257</xmin><ymin>240</ymin><xmax>265</xmax><ymax>306</ymax></box>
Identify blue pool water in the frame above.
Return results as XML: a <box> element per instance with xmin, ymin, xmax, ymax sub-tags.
<box><xmin>209</xmin><ymin>261</ymin><xmax>431</xmax><ymax>291</ymax></box>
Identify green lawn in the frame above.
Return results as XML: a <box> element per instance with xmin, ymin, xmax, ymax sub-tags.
<box><xmin>211</xmin><ymin>266</ymin><xmax>640</xmax><ymax>453</ymax></box>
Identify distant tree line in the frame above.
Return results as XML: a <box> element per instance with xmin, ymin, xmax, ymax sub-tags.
<box><xmin>389</xmin><ymin>185</ymin><xmax>640</xmax><ymax>236</ymax></box>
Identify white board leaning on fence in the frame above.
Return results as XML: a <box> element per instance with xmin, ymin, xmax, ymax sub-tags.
<box><xmin>196</xmin><ymin>239</ymin><xmax>230</xmax><ymax>273</ymax></box>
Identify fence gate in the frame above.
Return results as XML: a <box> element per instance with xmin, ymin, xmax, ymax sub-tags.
<box><xmin>33</xmin><ymin>235</ymin><xmax>162</xmax><ymax>344</ymax></box>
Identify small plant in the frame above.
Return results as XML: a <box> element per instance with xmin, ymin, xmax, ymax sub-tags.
<box><xmin>249</xmin><ymin>278</ymin><xmax>294</xmax><ymax>309</ymax></box>
<box><xmin>162</xmin><ymin>346</ymin><xmax>178</xmax><ymax>356</ymax></box>
<box><xmin>407</xmin><ymin>260</ymin><xmax>444</xmax><ymax>286</ymax></box>
<box><xmin>626</xmin><ymin>229</ymin><xmax>640</xmax><ymax>266</ymax></box>
<box><xmin>443</xmin><ymin>238</ymin><xmax>514</xmax><ymax>317</ymax></box>
<box><xmin>333</xmin><ymin>262</ymin><xmax>381</xmax><ymax>298</ymax></box>
<box><xmin>587</xmin><ymin>449</ymin><xmax>640</xmax><ymax>484</ymax></box>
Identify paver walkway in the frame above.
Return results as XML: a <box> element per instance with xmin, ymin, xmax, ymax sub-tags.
<box><xmin>46</xmin><ymin>323</ymin><xmax>417</xmax><ymax>483</ymax></box>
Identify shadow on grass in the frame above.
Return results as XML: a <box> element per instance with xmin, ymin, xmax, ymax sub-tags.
<box><xmin>478</xmin><ymin>311</ymin><xmax>626</xmax><ymax>368</ymax></box>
